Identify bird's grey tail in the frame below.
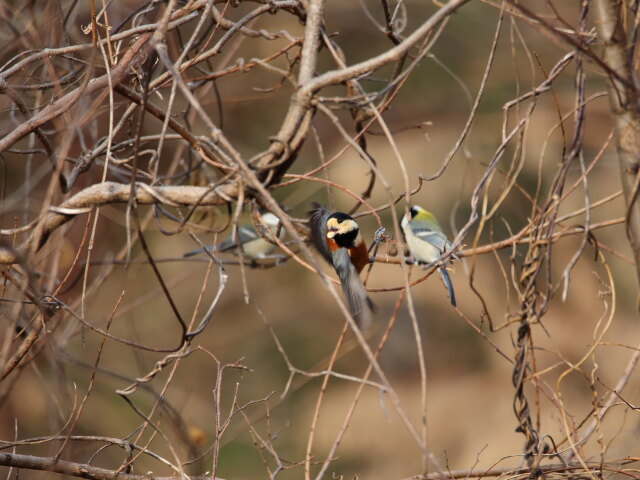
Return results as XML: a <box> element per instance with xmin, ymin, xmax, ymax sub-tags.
<box><xmin>339</xmin><ymin>258</ymin><xmax>375</xmax><ymax>330</ymax></box>
<box><xmin>438</xmin><ymin>266</ymin><xmax>456</xmax><ymax>307</ymax></box>
<box><xmin>345</xmin><ymin>278</ymin><xmax>374</xmax><ymax>330</ymax></box>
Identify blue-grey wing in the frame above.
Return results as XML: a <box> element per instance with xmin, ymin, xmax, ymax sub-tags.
<box><xmin>331</xmin><ymin>248</ymin><xmax>374</xmax><ymax>329</ymax></box>
<box><xmin>215</xmin><ymin>225</ymin><xmax>259</xmax><ymax>252</ymax></box>
<box><xmin>413</xmin><ymin>227</ymin><xmax>451</xmax><ymax>254</ymax></box>
<box><xmin>308</xmin><ymin>203</ymin><xmax>333</xmax><ymax>265</ymax></box>
<box><xmin>184</xmin><ymin>225</ymin><xmax>262</xmax><ymax>257</ymax></box>
<box><xmin>183</xmin><ymin>246</ymin><xmax>213</xmax><ymax>258</ymax></box>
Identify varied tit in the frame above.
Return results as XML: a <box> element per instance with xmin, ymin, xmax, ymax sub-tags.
<box><xmin>309</xmin><ymin>204</ymin><xmax>374</xmax><ymax>328</ymax></box>
<box><xmin>401</xmin><ymin>205</ymin><xmax>456</xmax><ymax>307</ymax></box>
<box><xmin>184</xmin><ymin>212</ymin><xmax>284</xmax><ymax>260</ymax></box>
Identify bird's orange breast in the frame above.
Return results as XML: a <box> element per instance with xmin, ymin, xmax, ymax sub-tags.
<box><xmin>350</xmin><ymin>240</ymin><xmax>369</xmax><ymax>273</ymax></box>
<box><xmin>326</xmin><ymin>237</ymin><xmax>340</xmax><ymax>252</ymax></box>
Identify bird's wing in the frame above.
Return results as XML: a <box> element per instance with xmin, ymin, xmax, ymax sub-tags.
<box><xmin>183</xmin><ymin>246</ymin><xmax>213</xmax><ymax>258</ymax></box>
<box><xmin>184</xmin><ymin>224</ymin><xmax>268</xmax><ymax>257</ymax></box>
<box><xmin>412</xmin><ymin>227</ymin><xmax>451</xmax><ymax>254</ymax></box>
<box><xmin>215</xmin><ymin>225</ymin><xmax>260</xmax><ymax>252</ymax></box>
<box><xmin>308</xmin><ymin>203</ymin><xmax>333</xmax><ymax>265</ymax></box>
<box><xmin>331</xmin><ymin>248</ymin><xmax>374</xmax><ymax>329</ymax></box>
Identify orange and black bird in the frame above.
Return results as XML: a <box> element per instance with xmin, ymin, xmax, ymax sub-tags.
<box><xmin>308</xmin><ymin>203</ymin><xmax>374</xmax><ymax>328</ymax></box>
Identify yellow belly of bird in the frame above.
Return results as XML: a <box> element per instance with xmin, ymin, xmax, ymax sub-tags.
<box><xmin>406</xmin><ymin>234</ymin><xmax>441</xmax><ymax>264</ymax></box>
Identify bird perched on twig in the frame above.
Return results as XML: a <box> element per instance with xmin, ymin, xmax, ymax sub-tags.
<box><xmin>401</xmin><ymin>205</ymin><xmax>456</xmax><ymax>306</ymax></box>
<box><xmin>184</xmin><ymin>212</ymin><xmax>284</xmax><ymax>261</ymax></box>
<box><xmin>308</xmin><ymin>203</ymin><xmax>374</xmax><ymax>328</ymax></box>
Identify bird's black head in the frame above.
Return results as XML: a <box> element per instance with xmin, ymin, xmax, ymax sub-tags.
<box><xmin>327</xmin><ymin>212</ymin><xmax>353</xmax><ymax>224</ymax></box>
<box><xmin>326</xmin><ymin>212</ymin><xmax>360</xmax><ymax>248</ymax></box>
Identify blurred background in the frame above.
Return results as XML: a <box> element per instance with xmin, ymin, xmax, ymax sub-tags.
<box><xmin>1</xmin><ymin>0</ymin><xmax>639</xmax><ymax>479</ymax></box>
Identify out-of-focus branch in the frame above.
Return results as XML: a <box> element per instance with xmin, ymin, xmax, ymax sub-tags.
<box><xmin>0</xmin><ymin>452</ymin><xmax>148</xmax><ymax>480</ymax></box>
<box><xmin>254</xmin><ymin>0</ymin><xmax>471</xmax><ymax>182</ymax></box>
<box><xmin>0</xmin><ymin>450</ymin><xmax>627</xmax><ymax>480</ymax></box>
<box><xmin>409</xmin><ymin>460</ymin><xmax>634</xmax><ymax>480</ymax></box>
<box><xmin>592</xmin><ymin>0</ymin><xmax>640</xmax><ymax>293</ymax></box>
<box><xmin>301</xmin><ymin>0</ymin><xmax>470</xmax><ymax>93</ymax></box>
<box><xmin>0</xmin><ymin>33</ymin><xmax>152</xmax><ymax>153</ymax></box>
<box><xmin>0</xmin><ymin>452</ymin><xmax>224</xmax><ymax>480</ymax></box>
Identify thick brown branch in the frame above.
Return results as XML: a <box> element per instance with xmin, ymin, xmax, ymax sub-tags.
<box><xmin>0</xmin><ymin>182</ymin><xmax>238</xmax><ymax>262</ymax></box>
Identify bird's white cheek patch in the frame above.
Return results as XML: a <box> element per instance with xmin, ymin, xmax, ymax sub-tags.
<box><xmin>327</xmin><ymin>231</ymin><xmax>336</xmax><ymax>239</ymax></box>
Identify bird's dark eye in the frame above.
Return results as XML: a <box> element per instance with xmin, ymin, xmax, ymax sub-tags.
<box><xmin>337</xmin><ymin>219</ymin><xmax>343</xmax><ymax>224</ymax></box>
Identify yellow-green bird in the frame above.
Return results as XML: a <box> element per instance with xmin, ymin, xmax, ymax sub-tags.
<box><xmin>401</xmin><ymin>205</ymin><xmax>456</xmax><ymax>306</ymax></box>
